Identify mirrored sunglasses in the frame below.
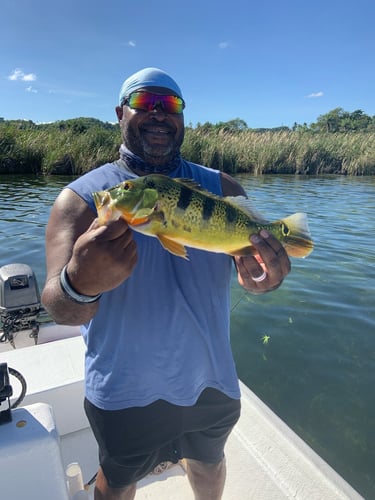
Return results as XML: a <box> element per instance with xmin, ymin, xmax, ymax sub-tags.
<box><xmin>123</xmin><ymin>91</ymin><xmax>185</xmax><ymax>114</ymax></box>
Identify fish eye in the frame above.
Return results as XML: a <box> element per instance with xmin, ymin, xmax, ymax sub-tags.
<box><xmin>123</xmin><ymin>182</ymin><xmax>132</xmax><ymax>191</ymax></box>
<box><xmin>281</xmin><ymin>223</ymin><xmax>290</xmax><ymax>236</ymax></box>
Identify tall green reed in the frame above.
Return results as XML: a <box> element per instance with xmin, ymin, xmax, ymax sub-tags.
<box><xmin>1</xmin><ymin>121</ymin><xmax>374</xmax><ymax>176</ymax></box>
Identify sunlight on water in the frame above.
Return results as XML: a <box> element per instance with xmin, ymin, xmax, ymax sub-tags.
<box><xmin>0</xmin><ymin>174</ymin><xmax>374</xmax><ymax>498</ymax></box>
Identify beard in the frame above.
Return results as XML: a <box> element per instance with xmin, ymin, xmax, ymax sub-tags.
<box><xmin>122</xmin><ymin>120</ymin><xmax>184</xmax><ymax>166</ymax></box>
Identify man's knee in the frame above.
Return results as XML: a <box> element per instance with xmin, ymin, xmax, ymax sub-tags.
<box><xmin>185</xmin><ymin>458</ymin><xmax>226</xmax><ymax>500</ymax></box>
<box><xmin>94</xmin><ymin>467</ymin><xmax>137</xmax><ymax>500</ymax></box>
<box><xmin>187</xmin><ymin>458</ymin><xmax>226</xmax><ymax>473</ymax></box>
<box><xmin>186</xmin><ymin>457</ymin><xmax>227</xmax><ymax>483</ymax></box>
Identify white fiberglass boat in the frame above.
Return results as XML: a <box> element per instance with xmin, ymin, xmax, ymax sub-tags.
<box><xmin>0</xmin><ymin>263</ymin><xmax>363</xmax><ymax>499</ymax></box>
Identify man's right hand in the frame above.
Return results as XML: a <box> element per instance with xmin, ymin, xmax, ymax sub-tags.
<box><xmin>66</xmin><ymin>218</ymin><xmax>138</xmax><ymax>297</ymax></box>
<box><xmin>41</xmin><ymin>188</ymin><xmax>138</xmax><ymax>325</ymax></box>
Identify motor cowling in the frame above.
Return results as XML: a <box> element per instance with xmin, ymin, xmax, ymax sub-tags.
<box><xmin>0</xmin><ymin>263</ymin><xmax>41</xmax><ymax>346</ymax></box>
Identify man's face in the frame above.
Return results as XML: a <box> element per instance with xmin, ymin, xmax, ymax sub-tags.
<box><xmin>116</xmin><ymin>86</ymin><xmax>185</xmax><ymax>166</ymax></box>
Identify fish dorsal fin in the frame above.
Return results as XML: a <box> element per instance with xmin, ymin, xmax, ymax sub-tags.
<box><xmin>224</xmin><ymin>196</ymin><xmax>268</xmax><ymax>223</ymax></box>
<box><xmin>173</xmin><ymin>178</ymin><xmax>219</xmax><ymax>197</ymax></box>
<box><xmin>173</xmin><ymin>177</ymin><xmax>229</xmax><ymax>200</ymax></box>
<box><xmin>175</xmin><ymin>178</ymin><xmax>256</xmax><ymax>208</ymax></box>
<box><xmin>173</xmin><ymin>178</ymin><xmax>202</xmax><ymax>189</ymax></box>
<box><xmin>174</xmin><ymin>178</ymin><xmax>268</xmax><ymax>223</ymax></box>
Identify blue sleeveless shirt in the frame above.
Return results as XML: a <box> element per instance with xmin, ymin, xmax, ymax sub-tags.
<box><xmin>67</xmin><ymin>159</ymin><xmax>241</xmax><ymax>410</ymax></box>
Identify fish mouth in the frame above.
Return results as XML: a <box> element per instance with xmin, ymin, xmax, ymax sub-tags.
<box><xmin>93</xmin><ymin>191</ymin><xmax>110</xmax><ymax>209</ymax></box>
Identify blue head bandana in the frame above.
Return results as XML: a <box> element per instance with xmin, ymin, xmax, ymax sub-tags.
<box><xmin>119</xmin><ymin>67</ymin><xmax>184</xmax><ymax>105</ymax></box>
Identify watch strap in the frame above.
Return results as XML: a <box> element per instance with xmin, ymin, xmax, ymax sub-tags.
<box><xmin>60</xmin><ymin>265</ymin><xmax>102</xmax><ymax>304</ymax></box>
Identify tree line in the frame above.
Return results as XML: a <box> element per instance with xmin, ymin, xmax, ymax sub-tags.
<box><xmin>1</xmin><ymin>109</ymin><xmax>375</xmax><ymax>175</ymax></box>
<box><xmin>2</xmin><ymin>107</ymin><xmax>375</xmax><ymax>134</ymax></box>
<box><xmin>194</xmin><ymin>108</ymin><xmax>375</xmax><ymax>134</ymax></box>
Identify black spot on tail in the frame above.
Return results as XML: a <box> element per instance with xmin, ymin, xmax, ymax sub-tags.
<box><xmin>177</xmin><ymin>186</ymin><xmax>193</xmax><ymax>210</ymax></box>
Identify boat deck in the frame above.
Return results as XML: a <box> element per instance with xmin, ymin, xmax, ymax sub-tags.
<box><xmin>59</xmin><ymin>381</ymin><xmax>361</xmax><ymax>500</ymax></box>
<box><xmin>60</xmin><ymin>384</ymin><xmax>362</xmax><ymax>499</ymax></box>
<box><xmin>0</xmin><ymin>330</ymin><xmax>363</xmax><ymax>499</ymax></box>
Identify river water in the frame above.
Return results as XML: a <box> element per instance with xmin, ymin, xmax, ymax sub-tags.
<box><xmin>0</xmin><ymin>173</ymin><xmax>374</xmax><ymax>498</ymax></box>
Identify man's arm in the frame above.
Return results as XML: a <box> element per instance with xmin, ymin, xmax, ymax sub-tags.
<box><xmin>41</xmin><ymin>188</ymin><xmax>137</xmax><ymax>325</ymax></box>
<box><xmin>220</xmin><ymin>172</ymin><xmax>291</xmax><ymax>294</ymax></box>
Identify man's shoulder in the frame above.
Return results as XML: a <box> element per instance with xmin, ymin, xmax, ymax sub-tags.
<box><xmin>220</xmin><ymin>172</ymin><xmax>246</xmax><ymax>196</ymax></box>
<box><xmin>68</xmin><ymin>161</ymin><xmax>126</xmax><ymax>190</ymax></box>
<box><xmin>182</xmin><ymin>158</ymin><xmax>217</xmax><ymax>173</ymax></box>
<box><xmin>66</xmin><ymin>161</ymin><xmax>126</xmax><ymax>210</ymax></box>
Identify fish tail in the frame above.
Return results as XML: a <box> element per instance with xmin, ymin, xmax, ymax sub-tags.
<box><xmin>277</xmin><ymin>212</ymin><xmax>313</xmax><ymax>258</ymax></box>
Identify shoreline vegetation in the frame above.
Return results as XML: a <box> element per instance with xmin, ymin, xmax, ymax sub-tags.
<box><xmin>1</xmin><ymin>108</ymin><xmax>375</xmax><ymax>176</ymax></box>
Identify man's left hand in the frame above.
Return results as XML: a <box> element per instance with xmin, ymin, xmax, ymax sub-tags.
<box><xmin>234</xmin><ymin>230</ymin><xmax>291</xmax><ymax>294</ymax></box>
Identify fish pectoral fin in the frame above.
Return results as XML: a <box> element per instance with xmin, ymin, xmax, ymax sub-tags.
<box><xmin>157</xmin><ymin>234</ymin><xmax>189</xmax><ymax>260</ymax></box>
<box><xmin>129</xmin><ymin>214</ymin><xmax>150</xmax><ymax>226</ymax></box>
<box><xmin>127</xmin><ymin>207</ymin><xmax>154</xmax><ymax>226</ymax></box>
<box><xmin>135</xmin><ymin>207</ymin><xmax>154</xmax><ymax>218</ymax></box>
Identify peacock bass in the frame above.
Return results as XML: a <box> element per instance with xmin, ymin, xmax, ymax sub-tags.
<box><xmin>92</xmin><ymin>174</ymin><xmax>313</xmax><ymax>260</ymax></box>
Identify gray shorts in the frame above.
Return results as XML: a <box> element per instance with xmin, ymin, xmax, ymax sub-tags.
<box><xmin>84</xmin><ymin>387</ymin><xmax>241</xmax><ymax>488</ymax></box>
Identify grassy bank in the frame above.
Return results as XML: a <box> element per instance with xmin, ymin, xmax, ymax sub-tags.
<box><xmin>183</xmin><ymin>128</ymin><xmax>375</xmax><ymax>176</ymax></box>
<box><xmin>0</xmin><ymin>122</ymin><xmax>119</xmax><ymax>175</ymax></box>
<box><xmin>1</xmin><ymin>120</ymin><xmax>375</xmax><ymax>175</ymax></box>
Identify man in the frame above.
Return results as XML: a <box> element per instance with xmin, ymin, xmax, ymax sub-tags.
<box><xmin>42</xmin><ymin>68</ymin><xmax>291</xmax><ymax>500</ymax></box>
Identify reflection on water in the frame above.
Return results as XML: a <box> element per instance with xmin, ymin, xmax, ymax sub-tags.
<box><xmin>0</xmin><ymin>174</ymin><xmax>374</xmax><ymax>498</ymax></box>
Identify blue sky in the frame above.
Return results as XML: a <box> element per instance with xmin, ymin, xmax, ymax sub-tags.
<box><xmin>1</xmin><ymin>0</ymin><xmax>374</xmax><ymax>128</ymax></box>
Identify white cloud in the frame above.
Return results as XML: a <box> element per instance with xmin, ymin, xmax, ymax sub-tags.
<box><xmin>26</xmin><ymin>86</ymin><xmax>38</xmax><ymax>93</ymax></box>
<box><xmin>307</xmin><ymin>91</ymin><xmax>324</xmax><ymax>98</ymax></box>
<box><xmin>218</xmin><ymin>41</ymin><xmax>230</xmax><ymax>49</ymax></box>
<box><xmin>23</xmin><ymin>73</ymin><xmax>37</xmax><ymax>81</ymax></box>
<box><xmin>121</xmin><ymin>40</ymin><xmax>136</xmax><ymax>47</ymax></box>
<box><xmin>8</xmin><ymin>69</ymin><xmax>23</xmax><ymax>80</ymax></box>
<box><xmin>8</xmin><ymin>68</ymin><xmax>37</xmax><ymax>82</ymax></box>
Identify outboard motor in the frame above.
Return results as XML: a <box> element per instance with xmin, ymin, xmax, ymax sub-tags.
<box><xmin>0</xmin><ymin>263</ymin><xmax>41</xmax><ymax>347</ymax></box>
